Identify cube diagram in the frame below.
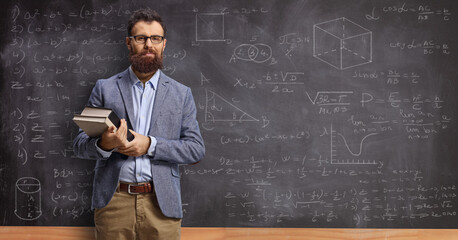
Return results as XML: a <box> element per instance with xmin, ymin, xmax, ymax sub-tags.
<box><xmin>196</xmin><ymin>13</ymin><xmax>225</xmax><ymax>41</ymax></box>
<box><xmin>314</xmin><ymin>17</ymin><xmax>372</xmax><ymax>70</ymax></box>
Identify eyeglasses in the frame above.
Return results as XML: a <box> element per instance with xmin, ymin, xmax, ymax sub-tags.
<box><xmin>129</xmin><ymin>35</ymin><xmax>165</xmax><ymax>44</ymax></box>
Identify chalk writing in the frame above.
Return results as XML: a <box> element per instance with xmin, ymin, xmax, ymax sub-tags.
<box><xmin>1</xmin><ymin>1</ymin><xmax>456</xmax><ymax>228</ymax></box>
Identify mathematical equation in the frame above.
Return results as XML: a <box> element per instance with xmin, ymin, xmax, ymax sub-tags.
<box><xmin>183</xmin><ymin>159</ymin><xmax>456</xmax><ymax>224</ymax></box>
<box><xmin>366</xmin><ymin>3</ymin><xmax>452</xmax><ymax>22</ymax></box>
<box><xmin>389</xmin><ymin>40</ymin><xmax>451</xmax><ymax>55</ymax></box>
<box><xmin>219</xmin><ymin>183</ymin><xmax>456</xmax><ymax>224</ymax></box>
<box><xmin>51</xmin><ymin>168</ymin><xmax>94</xmax><ymax>220</ymax></box>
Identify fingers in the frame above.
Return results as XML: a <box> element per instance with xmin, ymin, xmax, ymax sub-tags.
<box><xmin>117</xmin><ymin>148</ymin><xmax>134</xmax><ymax>156</ymax></box>
<box><xmin>117</xmin><ymin>140</ymin><xmax>133</xmax><ymax>150</ymax></box>
<box><xmin>108</xmin><ymin>126</ymin><xmax>116</xmax><ymax>133</ymax></box>
<box><xmin>117</xmin><ymin>133</ymin><xmax>150</xmax><ymax>157</ymax></box>
<box><xmin>101</xmin><ymin>120</ymin><xmax>129</xmax><ymax>150</ymax></box>
<box><xmin>117</xmin><ymin>119</ymin><xmax>127</xmax><ymax>138</ymax></box>
<box><xmin>112</xmin><ymin>119</ymin><xmax>128</xmax><ymax>145</ymax></box>
<box><xmin>117</xmin><ymin>145</ymin><xmax>137</xmax><ymax>156</ymax></box>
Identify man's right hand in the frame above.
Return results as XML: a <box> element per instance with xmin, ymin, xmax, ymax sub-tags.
<box><xmin>97</xmin><ymin>119</ymin><xmax>129</xmax><ymax>151</ymax></box>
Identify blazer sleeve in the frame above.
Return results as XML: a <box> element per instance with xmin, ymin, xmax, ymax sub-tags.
<box><xmin>153</xmin><ymin>88</ymin><xmax>205</xmax><ymax>165</ymax></box>
<box><xmin>72</xmin><ymin>80</ymin><xmax>108</xmax><ymax>160</ymax></box>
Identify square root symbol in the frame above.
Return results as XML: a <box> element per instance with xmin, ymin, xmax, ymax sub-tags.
<box><xmin>313</xmin><ymin>17</ymin><xmax>372</xmax><ymax>70</ymax></box>
<box><xmin>196</xmin><ymin>13</ymin><xmax>225</xmax><ymax>41</ymax></box>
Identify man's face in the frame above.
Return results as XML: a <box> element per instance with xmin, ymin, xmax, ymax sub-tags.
<box><xmin>126</xmin><ymin>20</ymin><xmax>167</xmax><ymax>74</ymax></box>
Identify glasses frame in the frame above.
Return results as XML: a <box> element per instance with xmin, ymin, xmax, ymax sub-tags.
<box><xmin>129</xmin><ymin>35</ymin><xmax>165</xmax><ymax>44</ymax></box>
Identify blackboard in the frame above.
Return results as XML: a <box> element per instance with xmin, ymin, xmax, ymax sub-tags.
<box><xmin>1</xmin><ymin>0</ymin><xmax>457</xmax><ymax>228</ymax></box>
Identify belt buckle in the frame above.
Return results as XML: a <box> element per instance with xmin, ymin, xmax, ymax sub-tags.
<box><xmin>127</xmin><ymin>183</ymin><xmax>141</xmax><ymax>195</ymax></box>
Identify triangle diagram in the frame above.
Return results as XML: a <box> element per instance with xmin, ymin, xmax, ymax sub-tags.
<box><xmin>205</xmin><ymin>89</ymin><xmax>259</xmax><ymax>122</ymax></box>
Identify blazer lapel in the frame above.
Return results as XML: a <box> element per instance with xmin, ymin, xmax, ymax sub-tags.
<box><xmin>116</xmin><ymin>70</ymin><xmax>136</xmax><ymax>131</ymax></box>
<box><xmin>149</xmin><ymin>74</ymin><xmax>170</xmax><ymax>135</ymax></box>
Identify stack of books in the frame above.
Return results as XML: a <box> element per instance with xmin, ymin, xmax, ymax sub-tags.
<box><xmin>73</xmin><ymin>106</ymin><xmax>134</xmax><ymax>141</ymax></box>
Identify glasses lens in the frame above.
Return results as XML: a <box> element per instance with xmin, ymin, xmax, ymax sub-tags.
<box><xmin>151</xmin><ymin>36</ymin><xmax>163</xmax><ymax>43</ymax></box>
<box><xmin>135</xmin><ymin>36</ymin><xmax>146</xmax><ymax>43</ymax></box>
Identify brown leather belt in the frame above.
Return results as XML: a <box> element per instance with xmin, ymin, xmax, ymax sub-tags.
<box><xmin>119</xmin><ymin>182</ymin><xmax>153</xmax><ymax>195</ymax></box>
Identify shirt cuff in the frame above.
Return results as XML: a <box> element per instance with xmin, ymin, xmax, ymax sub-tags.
<box><xmin>147</xmin><ymin>136</ymin><xmax>157</xmax><ymax>157</ymax></box>
<box><xmin>95</xmin><ymin>138</ymin><xmax>114</xmax><ymax>158</ymax></box>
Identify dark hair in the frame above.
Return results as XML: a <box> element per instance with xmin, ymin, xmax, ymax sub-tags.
<box><xmin>127</xmin><ymin>9</ymin><xmax>167</xmax><ymax>37</ymax></box>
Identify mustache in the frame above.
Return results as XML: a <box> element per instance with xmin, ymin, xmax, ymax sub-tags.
<box><xmin>139</xmin><ymin>49</ymin><xmax>159</xmax><ymax>55</ymax></box>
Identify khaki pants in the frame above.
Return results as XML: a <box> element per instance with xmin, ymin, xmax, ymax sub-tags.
<box><xmin>94</xmin><ymin>185</ymin><xmax>182</xmax><ymax>240</ymax></box>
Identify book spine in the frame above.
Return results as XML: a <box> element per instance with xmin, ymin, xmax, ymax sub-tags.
<box><xmin>107</xmin><ymin>112</ymin><xmax>134</xmax><ymax>141</ymax></box>
<box><xmin>108</xmin><ymin>112</ymin><xmax>121</xmax><ymax>128</ymax></box>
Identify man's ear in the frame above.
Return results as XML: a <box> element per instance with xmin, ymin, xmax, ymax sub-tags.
<box><xmin>126</xmin><ymin>37</ymin><xmax>131</xmax><ymax>51</ymax></box>
<box><xmin>162</xmin><ymin>38</ymin><xmax>167</xmax><ymax>52</ymax></box>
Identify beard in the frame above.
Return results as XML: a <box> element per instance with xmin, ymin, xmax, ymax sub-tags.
<box><xmin>129</xmin><ymin>49</ymin><xmax>164</xmax><ymax>74</ymax></box>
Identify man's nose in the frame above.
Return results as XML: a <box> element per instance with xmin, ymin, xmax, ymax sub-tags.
<box><xmin>144</xmin><ymin>39</ymin><xmax>153</xmax><ymax>49</ymax></box>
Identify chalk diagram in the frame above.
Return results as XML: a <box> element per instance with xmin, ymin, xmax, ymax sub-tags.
<box><xmin>229</xmin><ymin>43</ymin><xmax>273</xmax><ymax>64</ymax></box>
<box><xmin>195</xmin><ymin>13</ymin><xmax>226</xmax><ymax>42</ymax></box>
<box><xmin>15</xmin><ymin>177</ymin><xmax>42</xmax><ymax>221</ymax></box>
<box><xmin>205</xmin><ymin>89</ymin><xmax>259</xmax><ymax>123</ymax></box>
<box><xmin>330</xmin><ymin>124</ymin><xmax>378</xmax><ymax>165</ymax></box>
<box><xmin>313</xmin><ymin>17</ymin><xmax>372</xmax><ymax>70</ymax></box>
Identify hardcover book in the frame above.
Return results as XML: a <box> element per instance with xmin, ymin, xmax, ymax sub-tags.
<box><xmin>73</xmin><ymin>106</ymin><xmax>134</xmax><ymax>141</ymax></box>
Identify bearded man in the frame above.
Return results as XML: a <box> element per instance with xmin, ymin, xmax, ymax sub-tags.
<box><xmin>73</xmin><ymin>9</ymin><xmax>205</xmax><ymax>240</ymax></box>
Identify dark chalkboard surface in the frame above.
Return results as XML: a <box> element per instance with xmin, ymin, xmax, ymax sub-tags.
<box><xmin>1</xmin><ymin>0</ymin><xmax>457</xmax><ymax>228</ymax></box>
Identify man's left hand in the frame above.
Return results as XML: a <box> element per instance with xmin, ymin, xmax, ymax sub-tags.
<box><xmin>117</xmin><ymin>130</ymin><xmax>151</xmax><ymax>157</ymax></box>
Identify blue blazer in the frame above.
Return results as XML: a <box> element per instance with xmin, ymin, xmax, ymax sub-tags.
<box><xmin>73</xmin><ymin>69</ymin><xmax>205</xmax><ymax>218</ymax></box>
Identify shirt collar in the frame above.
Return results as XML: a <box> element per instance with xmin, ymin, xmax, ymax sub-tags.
<box><xmin>128</xmin><ymin>66</ymin><xmax>160</xmax><ymax>90</ymax></box>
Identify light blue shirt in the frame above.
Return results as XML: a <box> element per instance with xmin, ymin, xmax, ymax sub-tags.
<box><xmin>96</xmin><ymin>66</ymin><xmax>159</xmax><ymax>183</ymax></box>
